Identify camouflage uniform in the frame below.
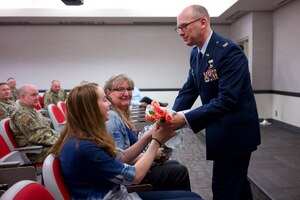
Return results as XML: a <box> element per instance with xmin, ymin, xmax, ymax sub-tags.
<box><xmin>9</xmin><ymin>102</ymin><xmax>59</xmax><ymax>163</ymax></box>
<box><xmin>10</xmin><ymin>88</ymin><xmax>19</xmax><ymax>102</ymax></box>
<box><xmin>0</xmin><ymin>99</ymin><xmax>18</xmax><ymax>121</ymax></box>
<box><xmin>43</xmin><ymin>89</ymin><xmax>67</xmax><ymax>109</ymax></box>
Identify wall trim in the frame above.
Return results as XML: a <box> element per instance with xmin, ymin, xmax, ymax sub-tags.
<box><xmin>260</xmin><ymin>118</ymin><xmax>300</xmax><ymax>134</ymax></box>
<box><xmin>39</xmin><ymin>88</ymin><xmax>300</xmax><ymax>97</ymax></box>
<box><xmin>254</xmin><ymin>90</ymin><xmax>300</xmax><ymax>97</ymax></box>
<box><xmin>271</xmin><ymin>119</ymin><xmax>300</xmax><ymax>134</ymax></box>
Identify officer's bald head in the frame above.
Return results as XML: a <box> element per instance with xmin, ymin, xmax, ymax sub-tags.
<box><xmin>19</xmin><ymin>84</ymin><xmax>39</xmax><ymax>107</ymax></box>
<box><xmin>19</xmin><ymin>84</ymin><xmax>37</xmax><ymax>95</ymax></box>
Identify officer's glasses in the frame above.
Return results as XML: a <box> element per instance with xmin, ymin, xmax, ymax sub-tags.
<box><xmin>175</xmin><ymin>17</ymin><xmax>202</xmax><ymax>33</ymax></box>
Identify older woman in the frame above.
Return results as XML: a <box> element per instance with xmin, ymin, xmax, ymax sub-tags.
<box><xmin>48</xmin><ymin>83</ymin><xmax>202</xmax><ymax>199</ymax></box>
<box><xmin>104</xmin><ymin>74</ymin><xmax>191</xmax><ymax>191</ymax></box>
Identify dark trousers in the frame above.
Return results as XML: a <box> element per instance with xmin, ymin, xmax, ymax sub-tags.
<box><xmin>212</xmin><ymin>153</ymin><xmax>253</xmax><ymax>200</ymax></box>
<box><xmin>137</xmin><ymin>190</ymin><xmax>203</xmax><ymax>200</ymax></box>
<box><xmin>140</xmin><ymin>160</ymin><xmax>191</xmax><ymax>191</ymax></box>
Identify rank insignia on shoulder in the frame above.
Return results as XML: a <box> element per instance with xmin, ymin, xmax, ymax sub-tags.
<box><xmin>222</xmin><ymin>42</ymin><xmax>229</xmax><ymax>47</ymax></box>
<box><xmin>216</xmin><ymin>41</ymin><xmax>229</xmax><ymax>48</ymax></box>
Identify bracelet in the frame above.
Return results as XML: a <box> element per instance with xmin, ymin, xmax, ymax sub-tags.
<box><xmin>152</xmin><ymin>138</ymin><xmax>162</xmax><ymax>147</ymax></box>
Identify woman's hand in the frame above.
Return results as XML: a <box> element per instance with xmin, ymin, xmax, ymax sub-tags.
<box><xmin>145</xmin><ymin>123</ymin><xmax>158</xmax><ymax>138</ymax></box>
<box><xmin>152</xmin><ymin>123</ymin><xmax>175</xmax><ymax>145</ymax></box>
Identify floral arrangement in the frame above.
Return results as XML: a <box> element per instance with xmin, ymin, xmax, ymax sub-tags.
<box><xmin>145</xmin><ymin>101</ymin><xmax>174</xmax><ymax>123</ymax></box>
<box><xmin>142</xmin><ymin>101</ymin><xmax>184</xmax><ymax>155</ymax></box>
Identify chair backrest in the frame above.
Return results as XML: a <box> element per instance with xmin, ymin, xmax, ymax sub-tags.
<box><xmin>0</xmin><ymin>118</ymin><xmax>17</xmax><ymax>151</ymax></box>
<box><xmin>42</xmin><ymin>154</ymin><xmax>71</xmax><ymax>200</ymax></box>
<box><xmin>34</xmin><ymin>102</ymin><xmax>42</xmax><ymax>111</ymax></box>
<box><xmin>1</xmin><ymin>180</ymin><xmax>54</xmax><ymax>200</ymax></box>
<box><xmin>47</xmin><ymin>104</ymin><xmax>65</xmax><ymax>133</ymax></box>
<box><xmin>57</xmin><ymin>101</ymin><xmax>66</xmax><ymax>116</ymax></box>
<box><xmin>15</xmin><ymin>99</ymin><xmax>20</xmax><ymax>105</ymax></box>
<box><xmin>38</xmin><ymin>95</ymin><xmax>44</xmax><ymax>108</ymax></box>
<box><xmin>0</xmin><ymin>134</ymin><xmax>12</xmax><ymax>159</ymax></box>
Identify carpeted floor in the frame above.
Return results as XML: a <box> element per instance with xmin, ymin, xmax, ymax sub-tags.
<box><xmin>171</xmin><ymin>129</ymin><xmax>213</xmax><ymax>200</ymax></box>
<box><xmin>172</xmin><ymin>125</ymin><xmax>300</xmax><ymax>200</ymax></box>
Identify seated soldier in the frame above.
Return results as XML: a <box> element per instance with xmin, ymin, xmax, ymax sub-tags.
<box><xmin>0</xmin><ymin>82</ymin><xmax>18</xmax><ymax>121</ymax></box>
<box><xmin>7</xmin><ymin>77</ymin><xmax>19</xmax><ymax>102</ymax></box>
<box><xmin>43</xmin><ymin>80</ymin><xmax>67</xmax><ymax>109</ymax></box>
<box><xmin>9</xmin><ymin>84</ymin><xmax>59</xmax><ymax>163</ymax></box>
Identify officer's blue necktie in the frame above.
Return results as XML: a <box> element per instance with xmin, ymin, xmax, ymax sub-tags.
<box><xmin>198</xmin><ymin>52</ymin><xmax>203</xmax><ymax>67</ymax></box>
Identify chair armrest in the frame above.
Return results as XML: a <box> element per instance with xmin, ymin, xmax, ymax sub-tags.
<box><xmin>0</xmin><ymin>161</ymin><xmax>21</xmax><ymax>168</ymax></box>
<box><xmin>0</xmin><ymin>151</ymin><xmax>23</xmax><ymax>165</ymax></box>
<box><xmin>39</xmin><ymin>109</ymin><xmax>49</xmax><ymax>117</ymax></box>
<box><xmin>14</xmin><ymin>146</ymin><xmax>43</xmax><ymax>164</ymax></box>
<box><xmin>15</xmin><ymin>146</ymin><xmax>43</xmax><ymax>154</ymax></box>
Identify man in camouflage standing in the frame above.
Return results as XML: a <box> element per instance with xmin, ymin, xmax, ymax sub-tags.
<box><xmin>0</xmin><ymin>82</ymin><xmax>18</xmax><ymax>121</ymax></box>
<box><xmin>10</xmin><ymin>84</ymin><xmax>58</xmax><ymax>163</ymax></box>
<box><xmin>7</xmin><ymin>77</ymin><xmax>19</xmax><ymax>102</ymax></box>
<box><xmin>43</xmin><ymin>80</ymin><xmax>67</xmax><ymax>109</ymax></box>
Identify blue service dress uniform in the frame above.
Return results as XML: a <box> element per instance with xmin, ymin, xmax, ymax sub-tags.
<box><xmin>173</xmin><ymin>32</ymin><xmax>261</xmax><ymax>199</ymax></box>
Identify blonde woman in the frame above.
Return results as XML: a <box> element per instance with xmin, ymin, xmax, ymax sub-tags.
<box><xmin>105</xmin><ymin>74</ymin><xmax>191</xmax><ymax>191</ymax></box>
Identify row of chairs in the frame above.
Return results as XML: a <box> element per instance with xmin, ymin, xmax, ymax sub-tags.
<box><xmin>0</xmin><ymin>101</ymin><xmax>68</xmax><ymax>198</ymax></box>
<box><xmin>0</xmin><ymin>117</ymin><xmax>70</xmax><ymax>199</ymax></box>
<box><xmin>1</xmin><ymin>154</ymin><xmax>70</xmax><ymax>200</ymax></box>
<box><xmin>0</xmin><ymin>118</ymin><xmax>43</xmax><ymax>191</ymax></box>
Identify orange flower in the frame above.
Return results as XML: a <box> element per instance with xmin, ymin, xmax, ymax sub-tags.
<box><xmin>146</xmin><ymin>114</ymin><xmax>155</xmax><ymax>122</ymax></box>
<box><xmin>156</xmin><ymin>108</ymin><xmax>166</xmax><ymax>118</ymax></box>
<box><xmin>151</xmin><ymin>101</ymin><xmax>161</xmax><ymax>111</ymax></box>
<box><xmin>152</xmin><ymin>113</ymin><xmax>162</xmax><ymax>121</ymax></box>
<box><xmin>145</xmin><ymin>101</ymin><xmax>175</xmax><ymax>123</ymax></box>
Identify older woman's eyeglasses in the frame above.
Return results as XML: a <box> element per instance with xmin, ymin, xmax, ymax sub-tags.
<box><xmin>112</xmin><ymin>87</ymin><xmax>133</xmax><ymax>94</ymax></box>
<box><xmin>175</xmin><ymin>17</ymin><xmax>202</xmax><ymax>33</ymax></box>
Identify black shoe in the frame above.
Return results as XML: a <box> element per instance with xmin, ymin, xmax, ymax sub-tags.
<box><xmin>159</xmin><ymin>102</ymin><xmax>168</xmax><ymax>107</ymax></box>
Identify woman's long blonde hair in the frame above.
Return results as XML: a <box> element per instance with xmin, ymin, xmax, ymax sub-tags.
<box><xmin>49</xmin><ymin>83</ymin><xmax>117</xmax><ymax>158</ymax></box>
<box><xmin>104</xmin><ymin>74</ymin><xmax>135</xmax><ymax>131</ymax></box>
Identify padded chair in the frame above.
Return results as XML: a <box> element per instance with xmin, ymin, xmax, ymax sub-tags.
<box><xmin>15</xmin><ymin>99</ymin><xmax>20</xmax><ymax>105</ymax></box>
<box><xmin>0</xmin><ymin>118</ymin><xmax>43</xmax><ymax>178</ymax></box>
<box><xmin>47</xmin><ymin>104</ymin><xmax>66</xmax><ymax>133</ymax></box>
<box><xmin>1</xmin><ymin>180</ymin><xmax>54</xmax><ymax>200</ymax></box>
<box><xmin>0</xmin><ymin>118</ymin><xmax>17</xmax><ymax>151</ymax></box>
<box><xmin>0</xmin><ymin>118</ymin><xmax>42</xmax><ymax>164</ymax></box>
<box><xmin>57</xmin><ymin>101</ymin><xmax>66</xmax><ymax>116</ymax></box>
<box><xmin>34</xmin><ymin>102</ymin><xmax>42</xmax><ymax>111</ymax></box>
<box><xmin>38</xmin><ymin>95</ymin><xmax>44</xmax><ymax>109</ymax></box>
<box><xmin>0</xmin><ymin>134</ymin><xmax>22</xmax><ymax>166</ymax></box>
<box><xmin>42</xmin><ymin>154</ymin><xmax>152</xmax><ymax>199</ymax></box>
<box><xmin>0</xmin><ymin>135</ymin><xmax>37</xmax><ymax>188</ymax></box>
<box><xmin>42</xmin><ymin>154</ymin><xmax>71</xmax><ymax>200</ymax></box>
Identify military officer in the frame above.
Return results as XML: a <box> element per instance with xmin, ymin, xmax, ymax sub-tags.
<box><xmin>0</xmin><ymin>82</ymin><xmax>18</xmax><ymax>121</ymax></box>
<box><xmin>164</xmin><ymin>5</ymin><xmax>261</xmax><ymax>200</ymax></box>
<box><xmin>43</xmin><ymin>80</ymin><xmax>67</xmax><ymax>109</ymax></box>
<box><xmin>10</xmin><ymin>84</ymin><xmax>58</xmax><ymax>163</ymax></box>
<box><xmin>7</xmin><ymin>77</ymin><xmax>19</xmax><ymax>102</ymax></box>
